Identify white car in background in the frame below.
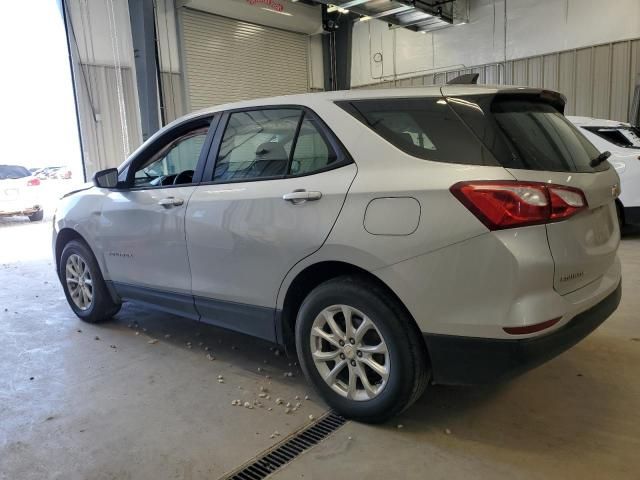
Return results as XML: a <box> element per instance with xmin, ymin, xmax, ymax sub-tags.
<box><xmin>568</xmin><ymin>116</ymin><xmax>640</xmax><ymax>227</ymax></box>
<box><xmin>0</xmin><ymin>165</ymin><xmax>44</xmax><ymax>221</ymax></box>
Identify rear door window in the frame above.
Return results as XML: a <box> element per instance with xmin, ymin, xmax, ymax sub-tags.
<box><xmin>214</xmin><ymin>109</ymin><xmax>302</xmax><ymax>182</ymax></box>
<box><xmin>336</xmin><ymin>98</ymin><xmax>494</xmax><ymax>166</ymax></box>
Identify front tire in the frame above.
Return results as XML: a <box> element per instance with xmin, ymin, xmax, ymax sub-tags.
<box><xmin>59</xmin><ymin>240</ymin><xmax>120</xmax><ymax>323</ymax></box>
<box><xmin>295</xmin><ymin>275</ymin><xmax>429</xmax><ymax>423</ymax></box>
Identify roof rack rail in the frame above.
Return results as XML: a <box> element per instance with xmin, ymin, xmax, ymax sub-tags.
<box><xmin>446</xmin><ymin>73</ymin><xmax>479</xmax><ymax>85</ymax></box>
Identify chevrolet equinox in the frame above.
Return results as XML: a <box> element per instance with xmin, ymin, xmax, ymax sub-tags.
<box><xmin>54</xmin><ymin>85</ymin><xmax>622</xmax><ymax>422</ymax></box>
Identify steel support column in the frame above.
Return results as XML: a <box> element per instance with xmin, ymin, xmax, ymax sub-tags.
<box><xmin>128</xmin><ymin>0</ymin><xmax>161</xmax><ymax>140</ymax></box>
<box><xmin>322</xmin><ymin>10</ymin><xmax>353</xmax><ymax>91</ymax></box>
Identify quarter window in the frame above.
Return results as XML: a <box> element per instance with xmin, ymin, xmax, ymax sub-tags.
<box><xmin>337</xmin><ymin>98</ymin><xmax>490</xmax><ymax>165</ymax></box>
<box><xmin>290</xmin><ymin>116</ymin><xmax>337</xmax><ymax>175</ymax></box>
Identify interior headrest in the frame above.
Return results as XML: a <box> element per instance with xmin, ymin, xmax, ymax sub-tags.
<box><xmin>255</xmin><ymin>142</ymin><xmax>287</xmax><ymax>161</ymax></box>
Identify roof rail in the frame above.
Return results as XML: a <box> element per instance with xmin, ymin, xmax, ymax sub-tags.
<box><xmin>446</xmin><ymin>73</ymin><xmax>479</xmax><ymax>85</ymax></box>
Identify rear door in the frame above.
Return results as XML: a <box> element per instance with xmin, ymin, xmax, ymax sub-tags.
<box><xmin>186</xmin><ymin>107</ymin><xmax>356</xmax><ymax>340</ymax></box>
<box><xmin>445</xmin><ymin>89</ymin><xmax>620</xmax><ymax>294</ymax></box>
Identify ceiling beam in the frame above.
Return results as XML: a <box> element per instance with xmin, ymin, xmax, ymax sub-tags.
<box><xmin>335</xmin><ymin>0</ymin><xmax>371</xmax><ymax>8</ymax></box>
<box><xmin>369</xmin><ymin>5</ymin><xmax>414</xmax><ymax>19</ymax></box>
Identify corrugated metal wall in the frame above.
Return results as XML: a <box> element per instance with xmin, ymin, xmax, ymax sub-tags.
<box><xmin>160</xmin><ymin>71</ymin><xmax>185</xmax><ymax>123</ymax></box>
<box><xmin>73</xmin><ymin>64</ymin><xmax>141</xmax><ymax>177</ymax></box>
<box><xmin>355</xmin><ymin>38</ymin><xmax>640</xmax><ymax>123</ymax></box>
<box><xmin>65</xmin><ymin>0</ymin><xmax>142</xmax><ymax>179</ymax></box>
<box><xmin>180</xmin><ymin>8</ymin><xmax>309</xmax><ymax>111</ymax></box>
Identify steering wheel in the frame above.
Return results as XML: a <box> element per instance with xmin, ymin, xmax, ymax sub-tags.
<box><xmin>173</xmin><ymin>170</ymin><xmax>194</xmax><ymax>185</ymax></box>
<box><xmin>159</xmin><ymin>174</ymin><xmax>177</xmax><ymax>186</ymax></box>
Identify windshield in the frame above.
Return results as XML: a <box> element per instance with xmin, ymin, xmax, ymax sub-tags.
<box><xmin>0</xmin><ymin>165</ymin><xmax>30</xmax><ymax>180</ymax></box>
<box><xmin>583</xmin><ymin>125</ymin><xmax>640</xmax><ymax>149</ymax></box>
<box><xmin>447</xmin><ymin>94</ymin><xmax>608</xmax><ymax>173</ymax></box>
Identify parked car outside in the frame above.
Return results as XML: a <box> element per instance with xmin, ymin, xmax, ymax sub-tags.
<box><xmin>53</xmin><ymin>86</ymin><xmax>622</xmax><ymax>422</ymax></box>
<box><xmin>50</xmin><ymin>166</ymin><xmax>73</xmax><ymax>180</ymax></box>
<box><xmin>568</xmin><ymin>116</ymin><xmax>640</xmax><ymax>227</ymax></box>
<box><xmin>35</xmin><ymin>166</ymin><xmax>63</xmax><ymax>180</ymax></box>
<box><xmin>0</xmin><ymin>165</ymin><xmax>44</xmax><ymax>221</ymax></box>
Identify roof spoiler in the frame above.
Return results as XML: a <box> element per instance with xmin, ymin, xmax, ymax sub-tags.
<box><xmin>446</xmin><ymin>73</ymin><xmax>479</xmax><ymax>85</ymax></box>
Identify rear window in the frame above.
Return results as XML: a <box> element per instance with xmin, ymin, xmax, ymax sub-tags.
<box><xmin>447</xmin><ymin>94</ymin><xmax>608</xmax><ymax>173</ymax></box>
<box><xmin>336</xmin><ymin>98</ymin><xmax>495</xmax><ymax>166</ymax></box>
<box><xmin>0</xmin><ymin>165</ymin><xmax>30</xmax><ymax>179</ymax></box>
<box><xmin>583</xmin><ymin>125</ymin><xmax>640</xmax><ymax>149</ymax></box>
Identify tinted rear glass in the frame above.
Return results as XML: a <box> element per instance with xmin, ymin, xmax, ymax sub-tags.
<box><xmin>336</xmin><ymin>98</ymin><xmax>496</xmax><ymax>166</ymax></box>
<box><xmin>448</xmin><ymin>94</ymin><xmax>608</xmax><ymax>173</ymax></box>
<box><xmin>0</xmin><ymin>165</ymin><xmax>30</xmax><ymax>179</ymax></box>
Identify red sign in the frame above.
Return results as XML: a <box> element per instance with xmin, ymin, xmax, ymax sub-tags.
<box><xmin>246</xmin><ymin>0</ymin><xmax>284</xmax><ymax>13</ymax></box>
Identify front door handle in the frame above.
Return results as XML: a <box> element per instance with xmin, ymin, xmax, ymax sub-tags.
<box><xmin>282</xmin><ymin>190</ymin><xmax>322</xmax><ymax>204</ymax></box>
<box><xmin>158</xmin><ymin>196</ymin><xmax>184</xmax><ymax>208</ymax></box>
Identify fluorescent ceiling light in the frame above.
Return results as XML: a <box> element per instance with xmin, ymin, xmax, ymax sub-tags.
<box><xmin>370</xmin><ymin>5</ymin><xmax>413</xmax><ymax>19</ymax></box>
<box><xmin>327</xmin><ymin>4</ymin><xmax>349</xmax><ymax>13</ymax></box>
<box><xmin>359</xmin><ymin>15</ymin><xmax>371</xmax><ymax>22</ymax></box>
<box><xmin>339</xmin><ymin>0</ymin><xmax>370</xmax><ymax>7</ymax></box>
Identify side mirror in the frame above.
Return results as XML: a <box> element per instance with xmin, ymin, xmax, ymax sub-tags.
<box><xmin>93</xmin><ymin>168</ymin><xmax>119</xmax><ymax>189</ymax></box>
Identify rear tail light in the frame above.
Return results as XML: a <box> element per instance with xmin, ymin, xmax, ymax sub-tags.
<box><xmin>450</xmin><ymin>181</ymin><xmax>587</xmax><ymax>230</ymax></box>
<box><xmin>26</xmin><ymin>178</ymin><xmax>40</xmax><ymax>187</ymax></box>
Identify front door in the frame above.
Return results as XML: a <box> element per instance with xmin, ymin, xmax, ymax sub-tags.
<box><xmin>98</xmin><ymin>118</ymin><xmax>212</xmax><ymax>317</ymax></box>
<box><xmin>186</xmin><ymin>107</ymin><xmax>356</xmax><ymax>340</ymax></box>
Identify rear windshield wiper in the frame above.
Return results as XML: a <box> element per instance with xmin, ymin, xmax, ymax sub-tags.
<box><xmin>590</xmin><ymin>150</ymin><xmax>611</xmax><ymax>167</ymax></box>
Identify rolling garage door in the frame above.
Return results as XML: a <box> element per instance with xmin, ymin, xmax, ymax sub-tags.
<box><xmin>181</xmin><ymin>8</ymin><xmax>310</xmax><ymax>111</ymax></box>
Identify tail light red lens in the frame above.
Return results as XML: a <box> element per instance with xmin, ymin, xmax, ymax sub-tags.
<box><xmin>451</xmin><ymin>181</ymin><xmax>587</xmax><ymax>230</ymax></box>
<box><xmin>26</xmin><ymin>177</ymin><xmax>40</xmax><ymax>187</ymax></box>
<box><xmin>503</xmin><ymin>317</ymin><xmax>561</xmax><ymax>335</ymax></box>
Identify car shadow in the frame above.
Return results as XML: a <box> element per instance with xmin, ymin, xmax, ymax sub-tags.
<box><xmin>388</xmin><ymin>336</ymin><xmax>630</xmax><ymax>456</ymax></box>
<box><xmin>101</xmin><ymin>301</ymin><xmax>308</xmax><ymax>386</ymax></box>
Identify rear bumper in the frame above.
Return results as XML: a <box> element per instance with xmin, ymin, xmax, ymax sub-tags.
<box><xmin>424</xmin><ymin>279</ymin><xmax>622</xmax><ymax>385</ymax></box>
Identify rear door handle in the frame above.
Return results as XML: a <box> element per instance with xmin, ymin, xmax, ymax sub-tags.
<box><xmin>282</xmin><ymin>190</ymin><xmax>322</xmax><ymax>204</ymax></box>
<box><xmin>158</xmin><ymin>197</ymin><xmax>184</xmax><ymax>208</ymax></box>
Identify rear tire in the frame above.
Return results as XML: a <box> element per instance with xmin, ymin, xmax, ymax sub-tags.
<box><xmin>28</xmin><ymin>210</ymin><xmax>44</xmax><ymax>222</ymax></box>
<box><xmin>59</xmin><ymin>240</ymin><xmax>120</xmax><ymax>323</ymax></box>
<box><xmin>295</xmin><ymin>275</ymin><xmax>429</xmax><ymax>423</ymax></box>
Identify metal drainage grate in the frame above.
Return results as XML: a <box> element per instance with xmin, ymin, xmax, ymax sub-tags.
<box><xmin>222</xmin><ymin>412</ymin><xmax>347</xmax><ymax>480</ymax></box>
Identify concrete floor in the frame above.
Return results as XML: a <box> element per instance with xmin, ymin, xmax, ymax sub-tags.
<box><xmin>1</xmin><ymin>217</ymin><xmax>639</xmax><ymax>480</ymax></box>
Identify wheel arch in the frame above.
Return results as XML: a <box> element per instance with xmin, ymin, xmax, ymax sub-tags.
<box><xmin>55</xmin><ymin>227</ymin><xmax>120</xmax><ymax>304</ymax></box>
<box><xmin>55</xmin><ymin>228</ymin><xmax>89</xmax><ymax>274</ymax></box>
<box><xmin>277</xmin><ymin>260</ymin><xmax>428</xmax><ymax>359</ymax></box>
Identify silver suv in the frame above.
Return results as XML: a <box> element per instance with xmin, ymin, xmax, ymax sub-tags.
<box><xmin>54</xmin><ymin>85</ymin><xmax>622</xmax><ymax>422</ymax></box>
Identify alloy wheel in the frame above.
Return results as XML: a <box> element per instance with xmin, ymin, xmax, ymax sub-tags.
<box><xmin>65</xmin><ymin>253</ymin><xmax>93</xmax><ymax>311</ymax></box>
<box><xmin>310</xmin><ymin>304</ymin><xmax>390</xmax><ymax>401</ymax></box>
